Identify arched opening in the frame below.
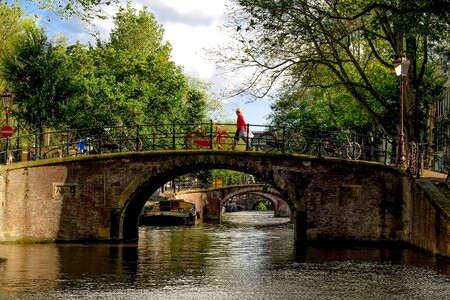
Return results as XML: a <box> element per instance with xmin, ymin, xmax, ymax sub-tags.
<box><xmin>117</xmin><ymin>164</ymin><xmax>291</xmax><ymax>242</ymax></box>
<box><xmin>221</xmin><ymin>188</ymin><xmax>290</xmax><ymax>214</ymax></box>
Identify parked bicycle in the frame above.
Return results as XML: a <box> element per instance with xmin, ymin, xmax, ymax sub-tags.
<box><xmin>252</xmin><ymin>128</ymin><xmax>307</xmax><ymax>153</ymax></box>
<box><xmin>406</xmin><ymin>142</ymin><xmax>425</xmax><ymax>177</ymax></box>
<box><xmin>318</xmin><ymin>131</ymin><xmax>361</xmax><ymax>160</ymax></box>
<box><xmin>184</xmin><ymin>125</ymin><xmax>233</xmax><ymax>150</ymax></box>
<box><xmin>91</xmin><ymin>127</ymin><xmax>143</xmax><ymax>153</ymax></box>
<box><xmin>39</xmin><ymin>131</ymin><xmax>83</xmax><ymax>159</ymax></box>
<box><xmin>406</xmin><ymin>142</ymin><xmax>417</xmax><ymax>176</ymax></box>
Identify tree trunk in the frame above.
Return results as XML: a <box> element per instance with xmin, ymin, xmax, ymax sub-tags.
<box><xmin>406</xmin><ymin>36</ymin><xmax>419</xmax><ymax>143</ymax></box>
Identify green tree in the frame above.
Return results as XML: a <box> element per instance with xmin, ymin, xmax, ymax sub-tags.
<box><xmin>255</xmin><ymin>201</ymin><xmax>267</xmax><ymax>211</ymax></box>
<box><xmin>3</xmin><ymin>2</ymin><xmax>212</xmax><ymax>134</ymax></box>
<box><xmin>64</xmin><ymin>4</ymin><xmax>209</xmax><ymax>128</ymax></box>
<box><xmin>63</xmin><ymin>43</ymin><xmax>123</xmax><ymax>128</ymax></box>
<box><xmin>2</xmin><ymin>24</ymin><xmax>76</xmax><ymax>133</ymax></box>
<box><xmin>0</xmin><ymin>2</ymin><xmax>27</xmax><ymax>90</ymax></box>
<box><xmin>102</xmin><ymin>4</ymin><xmax>208</xmax><ymax>125</ymax></box>
<box><xmin>220</xmin><ymin>0</ymin><xmax>449</xmax><ymax>142</ymax></box>
<box><xmin>270</xmin><ymin>61</ymin><xmax>400</xmax><ymax>134</ymax></box>
<box><xmin>109</xmin><ymin>2</ymin><xmax>171</xmax><ymax>57</ymax></box>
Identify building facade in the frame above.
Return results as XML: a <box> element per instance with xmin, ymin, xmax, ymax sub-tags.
<box><xmin>430</xmin><ymin>55</ymin><xmax>450</xmax><ymax>171</ymax></box>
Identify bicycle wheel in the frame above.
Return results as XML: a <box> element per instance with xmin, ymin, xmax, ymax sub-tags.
<box><xmin>258</xmin><ymin>132</ymin><xmax>276</xmax><ymax>152</ymax></box>
<box><xmin>319</xmin><ymin>139</ymin><xmax>336</xmax><ymax>157</ymax></box>
<box><xmin>123</xmin><ymin>137</ymin><xmax>143</xmax><ymax>151</ymax></box>
<box><xmin>91</xmin><ymin>131</ymin><xmax>119</xmax><ymax>153</ymax></box>
<box><xmin>287</xmin><ymin>133</ymin><xmax>307</xmax><ymax>153</ymax></box>
<box><xmin>185</xmin><ymin>131</ymin><xmax>206</xmax><ymax>149</ymax></box>
<box><xmin>184</xmin><ymin>132</ymin><xmax>196</xmax><ymax>149</ymax></box>
<box><xmin>345</xmin><ymin>142</ymin><xmax>361</xmax><ymax>159</ymax></box>
<box><xmin>217</xmin><ymin>133</ymin><xmax>233</xmax><ymax>150</ymax></box>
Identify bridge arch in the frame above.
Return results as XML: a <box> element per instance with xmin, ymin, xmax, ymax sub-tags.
<box><xmin>219</xmin><ymin>186</ymin><xmax>291</xmax><ymax>217</ymax></box>
<box><xmin>174</xmin><ymin>184</ymin><xmax>291</xmax><ymax>221</ymax></box>
<box><xmin>0</xmin><ymin>151</ymin><xmax>411</xmax><ymax>250</ymax></box>
<box><xmin>115</xmin><ymin>154</ymin><xmax>292</xmax><ymax>241</ymax></box>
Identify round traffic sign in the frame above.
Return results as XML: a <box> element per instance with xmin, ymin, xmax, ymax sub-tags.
<box><xmin>1</xmin><ymin>124</ymin><xmax>13</xmax><ymax>138</ymax></box>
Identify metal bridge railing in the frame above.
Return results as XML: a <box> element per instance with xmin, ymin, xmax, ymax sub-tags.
<box><xmin>0</xmin><ymin>122</ymin><xmax>427</xmax><ymax>177</ymax></box>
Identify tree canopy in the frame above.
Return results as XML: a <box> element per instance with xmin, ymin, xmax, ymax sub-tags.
<box><xmin>2</xmin><ymin>3</ymin><xmax>212</xmax><ymax>132</ymax></box>
<box><xmin>3</xmin><ymin>24</ymin><xmax>76</xmax><ymax>133</ymax></box>
<box><xmin>0</xmin><ymin>2</ymin><xmax>27</xmax><ymax>91</ymax></box>
<box><xmin>219</xmin><ymin>0</ymin><xmax>450</xmax><ymax>140</ymax></box>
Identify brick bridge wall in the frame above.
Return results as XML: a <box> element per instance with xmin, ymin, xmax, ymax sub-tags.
<box><xmin>0</xmin><ymin>151</ymin><xmax>448</xmax><ymax>257</ymax></box>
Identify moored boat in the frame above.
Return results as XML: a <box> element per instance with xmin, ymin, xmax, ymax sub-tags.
<box><xmin>139</xmin><ymin>199</ymin><xmax>196</xmax><ymax>226</ymax></box>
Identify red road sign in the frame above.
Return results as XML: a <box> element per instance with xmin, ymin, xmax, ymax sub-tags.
<box><xmin>1</xmin><ymin>124</ymin><xmax>13</xmax><ymax>138</ymax></box>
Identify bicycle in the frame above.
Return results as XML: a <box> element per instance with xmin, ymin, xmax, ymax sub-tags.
<box><xmin>318</xmin><ymin>131</ymin><xmax>361</xmax><ymax>160</ymax></box>
<box><xmin>406</xmin><ymin>142</ymin><xmax>418</xmax><ymax>176</ymax></box>
<box><xmin>91</xmin><ymin>127</ymin><xmax>143</xmax><ymax>153</ymax></box>
<box><xmin>184</xmin><ymin>125</ymin><xmax>233</xmax><ymax>150</ymax></box>
<box><xmin>42</xmin><ymin>131</ymin><xmax>79</xmax><ymax>158</ymax></box>
<box><xmin>253</xmin><ymin>128</ymin><xmax>307</xmax><ymax>153</ymax></box>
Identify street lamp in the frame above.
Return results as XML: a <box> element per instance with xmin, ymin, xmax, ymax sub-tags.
<box><xmin>1</xmin><ymin>89</ymin><xmax>13</xmax><ymax>124</ymax></box>
<box><xmin>393</xmin><ymin>57</ymin><xmax>410</xmax><ymax>164</ymax></box>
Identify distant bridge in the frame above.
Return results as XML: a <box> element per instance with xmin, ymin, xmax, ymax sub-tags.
<box><xmin>0</xmin><ymin>150</ymin><xmax>449</xmax><ymax>258</ymax></box>
<box><xmin>171</xmin><ymin>184</ymin><xmax>291</xmax><ymax>218</ymax></box>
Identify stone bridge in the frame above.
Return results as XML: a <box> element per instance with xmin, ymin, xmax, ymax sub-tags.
<box><xmin>172</xmin><ymin>184</ymin><xmax>291</xmax><ymax>219</ymax></box>
<box><xmin>0</xmin><ymin>150</ymin><xmax>449</xmax><ymax>258</ymax></box>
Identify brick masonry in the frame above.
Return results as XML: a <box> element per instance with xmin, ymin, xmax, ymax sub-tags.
<box><xmin>0</xmin><ymin>151</ymin><xmax>448</xmax><ymax>257</ymax></box>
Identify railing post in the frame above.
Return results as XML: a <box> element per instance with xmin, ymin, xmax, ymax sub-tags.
<box><xmin>209</xmin><ymin>119</ymin><xmax>213</xmax><ymax>150</ymax></box>
<box><xmin>281</xmin><ymin>125</ymin><xmax>286</xmax><ymax>153</ymax></box>
<box><xmin>351</xmin><ymin>131</ymin><xmax>355</xmax><ymax>160</ymax></box>
<box><xmin>172</xmin><ymin>122</ymin><xmax>176</xmax><ymax>150</ymax></box>
<box><xmin>98</xmin><ymin>128</ymin><xmax>102</xmax><ymax>154</ymax></box>
<box><xmin>4</xmin><ymin>138</ymin><xmax>9</xmax><ymax>164</ymax></box>
<box><xmin>119</xmin><ymin>126</ymin><xmax>124</xmax><ymax>152</ymax></box>
<box><xmin>33</xmin><ymin>133</ymin><xmax>37</xmax><ymax>160</ymax></box>
<box><xmin>384</xmin><ymin>135</ymin><xmax>388</xmax><ymax>165</ymax></box>
<box><xmin>65</xmin><ymin>131</ymin><xmax>70</xmax><ymax>156</ymax></box>
<box><xmin>318</xmin><ymin>131</ymin><xmax>323</xmax><ymax>157</ymax></box>
<box><xmin>152</xmin><ymin>131</ymin><xmax>156</xmax><ymax>150</ymax></box>
<box><xmin>15</xmin><ymin>125</ymin><xmax>20</xmax><ymax>162</ymax></box>
<box><xmin>35</xmin><ymin>132</ymin><xmax>40</xmax><ymax>160</ymax></box>
<box><xmin>136</xmin><ymin>125</ymin><xmax>140</xmax><ymax>151</ymax></box>
<box><xmin>246</xmin><ymin>123</ymin><xmax>250</xmax><ymax>149</ymax></box>
<box><xmin>417</xmin><ymin>143</ymin><xmax>422</xmax><ymax>178</ymax></box>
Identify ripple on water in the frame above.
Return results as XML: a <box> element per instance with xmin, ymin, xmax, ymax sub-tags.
<box><xmin>0</xmin><ymin>211</ymin><xmax>450</xmax><ymax>300</ymax></box>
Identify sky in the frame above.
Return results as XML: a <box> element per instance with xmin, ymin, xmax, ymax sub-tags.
<box><xmin>27</xmin><ymin>0</ymin><xmax>273</xmax><ymax>125</ymax></box>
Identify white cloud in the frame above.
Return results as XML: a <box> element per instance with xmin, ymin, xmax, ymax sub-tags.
<box><xmin>163</xmin><ymin>22</ymin><xmax>225</xmax><ymax>79</ymax></box>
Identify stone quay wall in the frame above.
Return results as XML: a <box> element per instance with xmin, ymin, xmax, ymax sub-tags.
<box><xmin>409</xmin><ymin>180</ymin><xmax>450</xmax><ymax>257</ymax></box>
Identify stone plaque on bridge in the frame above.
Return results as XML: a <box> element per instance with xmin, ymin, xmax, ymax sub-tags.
<box><xmin>53</xmin><ymin>183</ymin><xmax>77</xmax><ymax>198</ymax></box>
<box><xmin>338</xmin><ymin>184</ymin><xmax>362</xmax><ymax>205</ymax></box>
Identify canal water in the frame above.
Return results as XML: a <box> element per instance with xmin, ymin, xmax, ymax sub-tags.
<box><xmin>1</xmin><ymin>211</ymin><xmax>450</xmax><ymax>299</ymax></box>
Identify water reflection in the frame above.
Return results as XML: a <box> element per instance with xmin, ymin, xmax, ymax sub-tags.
<box><xmin>0</xmin><ymin>211</ymin><xmax>449</xmax><ymax>299</ymax></box>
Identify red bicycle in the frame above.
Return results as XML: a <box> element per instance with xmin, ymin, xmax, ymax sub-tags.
<box><xmin>184</xmin><ymin>125</ymin><xmax>233</xmax><ymax>150</ymax></box>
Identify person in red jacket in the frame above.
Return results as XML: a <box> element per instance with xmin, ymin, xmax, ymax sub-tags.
<box><xmin>232</xmin><ymin>107</ymin><xmax>252</xmax><ymax>150</ymax></box>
